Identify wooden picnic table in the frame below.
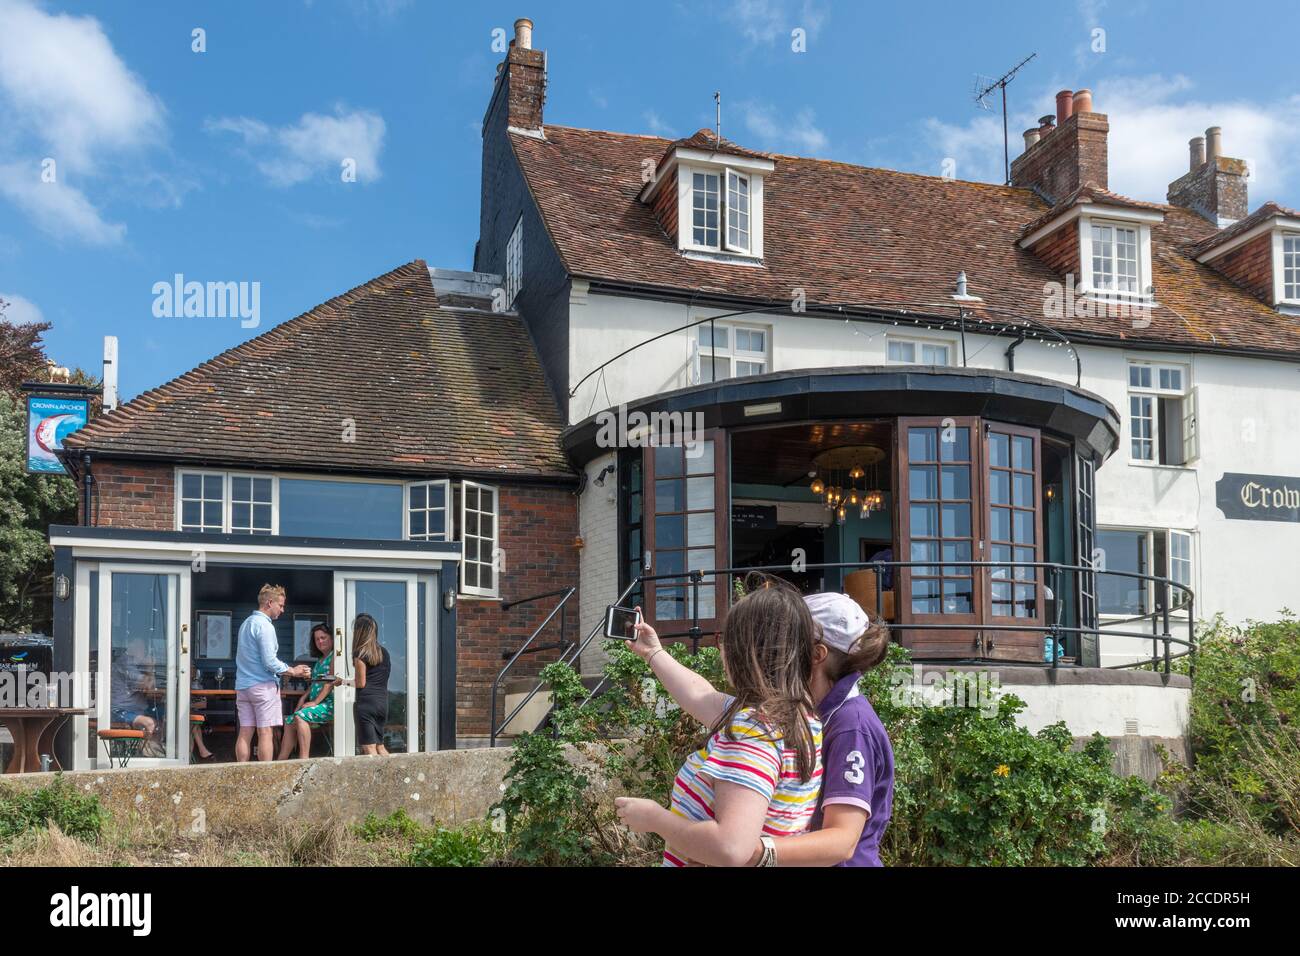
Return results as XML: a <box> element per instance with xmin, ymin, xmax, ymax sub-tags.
<box><xmin>0</xmin><ymin>707</ymin><xmax>89</xmax><ymax>774</ymax></box>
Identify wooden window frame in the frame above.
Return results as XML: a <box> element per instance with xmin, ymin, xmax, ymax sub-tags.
<box><xmin>982</xmin><ymin>422</ymin><xmax>1046</xmax><ymax>661</ymax></box>
<box><xmin>896</xmin><ymin>417</ymin><xmax>982</xmax><ymax>657</ymax></box>
<box><xmin>641</xmin><ymin>429</ymin><xmax>730</xmax><ymax>640</ymax></box>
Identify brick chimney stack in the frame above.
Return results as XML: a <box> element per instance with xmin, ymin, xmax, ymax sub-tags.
<box><xmin>1168</xmin><ymin>126</ymin><xmax>1248</xmax><ymax>226</ymax></box>
<box><xmin>495</xmin><ymin>18</ymin><xmax>546</xmax><ymax>133</ymax></box>
<box><xmin>1010</xmin><ymin>89</ymin><xmax>1108</xmax><ymax>203</ymax></box>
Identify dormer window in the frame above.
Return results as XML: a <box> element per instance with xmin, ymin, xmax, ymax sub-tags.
<box><xmin>1078</xmin><ymin>214</ymin><xmax>1156</xmax><ymax>300</ymax></box>
<box><xmin>1090</xmin><ymin>221</ymin><xmax>1139</xmax><ymax>294</ymax></box>
<box><xmin>1284</xmin><ymin>233</ymin><xmax>1300</xmax><ymax>302</ymax></box>
<box><xmin>641</xmin><ymin>133</ymin><xmax>771</xmax><ymax>262</ymax></box>
<box><xmin>687</xmin><ymin>166</ymin><xmax>755</xmax><ymax>255</ymax></box>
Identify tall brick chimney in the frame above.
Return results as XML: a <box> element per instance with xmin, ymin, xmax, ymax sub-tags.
<box><xmin>1010</xmin><ymin>89</ymin><xmax>1108</xmax><ymax>203</ymax></box>
<box><xmin>1167</xmin><ymin>126</ymin><xmax>1248</xmax><ymax>226</ymax></box>
<box><xmin>492</xmin><ymin>18</ymin><xmax>546</xmax><ymax>133</ymax></box>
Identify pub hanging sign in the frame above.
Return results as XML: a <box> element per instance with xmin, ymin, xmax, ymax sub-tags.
<box><xmin>1215</xmin><ymin>473</ymin><xmax>1300</xmax><ymax>523</ymax></box>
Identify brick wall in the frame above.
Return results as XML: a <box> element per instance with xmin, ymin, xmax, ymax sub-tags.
<box><xmin>86</xmin><ymin>459</ymin><xmax>173</xmax><ymax>529</ymax></box>
<box><xmin>1206</xmin><ymin>232</ymin><xmax>1274</xmax><ymax>304</ymax></box>
<box><xmin>505</xmin><ymin>46</ymin><xmax>545</xmax><ymax>131</ymax></box>
<box><xmin>1168</xmin><ymin>157</ymin><xmax>1249</xmax><ymax>225</ymax></box>
<box><xmin>1029</xmin><ymin>220</ymin><xmax>1081</xmax><ymax>279</ymax></box>
<box><xmin>1010</xmin><ymin>112</ymin><xmax>1109</xmax><ymax>203</ymax></box>
<box><xmin>455</xmin><ymin>483</ymin><xmax>581</xmax><ymax>739</ymax></box>
<box><xmin>651</xmin><ymin>172</ymin><xmax>678</xmax><ymax>241</ymax></box>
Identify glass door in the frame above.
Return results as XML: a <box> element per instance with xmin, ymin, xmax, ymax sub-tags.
<box><xmin>642</xmin><ymin>432</ymin><xmax>729</xmax><ymax>640</ymax></box>
<box><xmin>332</xmin><ymin>573</ymin><xmax>419</xmax><ymax>756</ymax></box>
<box><xmin>897</xmin><ymin>418</ymin><xmax>981</xmax><ymax>657</ymax></box>
<box><xmin>96</xmin><ymin>565</ymin><xmax>191</xmax><ymax>767</ymax></box>
<box><xmin>983</xmin><ymin>424</ymin><xmax>1045</xmax><ymax>661</ymax></box>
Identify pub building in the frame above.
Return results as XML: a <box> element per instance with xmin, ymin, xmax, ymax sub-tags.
<box><xmin>45</xmin><ymin>19</ymin><xmax>1300</xmax><ymax>773</ymax></box>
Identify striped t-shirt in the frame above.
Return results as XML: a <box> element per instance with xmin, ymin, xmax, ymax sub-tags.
<box><xmin>663</xmin><ymin>706</ymin><xmax>823</xmax><ymax>867</ymax></box>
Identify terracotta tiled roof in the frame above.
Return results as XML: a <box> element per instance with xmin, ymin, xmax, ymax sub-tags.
<box><xmin>514</xmin><ymin>125</ymin><xmax>1300</xmax><ymax>356</ymax></box>
<box><xmin>659</xmin><ymin>127</ymin><xmax>773</xmax><ymax>165</ymax></box>
<box><xmin>1020</xmin><ymin>182</ymin><xmax>1166</xmax><ymax>240</ymax></box>
<box><xmin>64</xmin><ymin>261</ymin><xmax>573</xmax><ymax>479</ymax></box>
<box><xmin>1192</xmin><ymin>201</ymin><xmax>1300</xmax><ymax>258</ymax></box>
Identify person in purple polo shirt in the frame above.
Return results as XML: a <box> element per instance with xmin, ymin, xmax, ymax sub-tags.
<box><xmin>745</xmin><ymin>591</ymin><xmax>894</xmax><ymax>867</ymax></box>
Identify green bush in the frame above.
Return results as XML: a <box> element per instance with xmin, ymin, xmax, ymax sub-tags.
<box><xmin>354</xmin><ymin>809</ymin><xmax>425</xmax><ymax>843</ymax></box>
<box><xmin>0</xmin><ymin>775</ymin><xmax>110</xmax><ymax>845</ymax></box>
<box><xmin>408</xmin><ymin>821</ymin><xmax>500</xmax><ymax>867</ymax></box>
<box><xmin>495</xmin><ymin>639</ymin><xmax>1177</xmax><ymax>867</ymax></box>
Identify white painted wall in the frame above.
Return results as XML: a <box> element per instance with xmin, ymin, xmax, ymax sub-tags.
<box><xmin>577</xmin><ymin>453</ymin><xmax>619</xmax><ymax>676</ymax></box>
<box><xmin>568</xmin><ymin>291</ymin><xmax>1300</xmax><ymax>650</ymax></box>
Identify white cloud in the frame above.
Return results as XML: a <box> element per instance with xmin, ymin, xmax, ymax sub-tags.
<box><xmin>741</xmin><ymin>101</ymin><xmax>828</xmax><ymax>154</ymax></box>
<box><xmin>0</xmin><ymin>160</ymin><xmax>125</xmax><ymax>245</ymax></box>
<box><xmin>206</xmin><ymin>106</ymin><xmax>386</xmax><ymax>186</ymax></box>
<box><xmin>0</xmin><ymin>0</ymin><xmax>163</xmax><ymax>172</ymax></box>
<box><xmin>728</xmin><ymin>0</ymin><xmax>826</xmax><ymax>46</ymax></box>
<box><xmin>0</xmin><ymin>291</ymin><xmax>43</xmax><ymax>325</ymax></box>
<box><xmin>644</xmin><ymin>111</ymin><xmax>675</xmax><ymax>137</ymax></box>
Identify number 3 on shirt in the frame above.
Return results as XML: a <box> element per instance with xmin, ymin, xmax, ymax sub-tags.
<box><xmin>844</xmin><ymin>750</ymin><xmax>865</xmax><ymax>785</ymax></box>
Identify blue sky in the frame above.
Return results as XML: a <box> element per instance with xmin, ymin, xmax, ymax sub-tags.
<box><xmin>2</xmin><ymin>0</ymin><xmax>1298</xmax><ymax>399</ymax></box>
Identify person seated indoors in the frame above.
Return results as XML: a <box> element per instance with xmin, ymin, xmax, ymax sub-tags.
<box><xmin>277</xmin><ymin>624</ymin><xmax>337</xmax><ymax>760</ymax></box>
<box><xmin>109</xmin><ymin>636</ymin><xmax>165</xmax><ymax>755</ymax></box>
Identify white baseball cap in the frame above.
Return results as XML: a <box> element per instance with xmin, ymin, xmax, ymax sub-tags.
<box><xmin>803</xmin><ymin>592</ymin><xmax>871</xmax><ymax>653</ymax></box>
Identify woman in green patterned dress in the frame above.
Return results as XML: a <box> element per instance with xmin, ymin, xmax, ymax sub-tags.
<box><xmin>277</xmin><ymin>624</ymin><xmax>336</xmax><ymax>760</ymax></box>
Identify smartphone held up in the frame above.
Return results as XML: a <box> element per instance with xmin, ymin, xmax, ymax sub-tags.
<box><xmin>604</xmin><ymin>605</ymin><xmax>642</xmax><ymax>641</ymax></box>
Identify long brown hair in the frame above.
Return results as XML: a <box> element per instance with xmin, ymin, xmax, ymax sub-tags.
<box><xmin>711</xmin><ymin>573</ymin><xmax>818</xmax><ymax>783</ymax></box>
<box><xmin>351</xmin><ymin>613</ymin><xmax>382</xmax><ymax>667</ymax></box>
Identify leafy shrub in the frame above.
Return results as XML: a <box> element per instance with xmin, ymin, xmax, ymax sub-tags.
<box><xmin>354</xmin><ymin>809</ymin><xmax>425</xmax><ymax>843</ymax></box>
<box><xmin>0</xmin><ymin>775</ymin><xmax>110</xmax><ymax>845</ymax></box>
<box><xmin>495</xmin><ymin>638</ymin><xmax>1176</xmax><ymax>867</ymax></box>
<box><xmin>408</xmin><ymin>821</ymin><xmax>500</xmax><ymax>867</ymax></box>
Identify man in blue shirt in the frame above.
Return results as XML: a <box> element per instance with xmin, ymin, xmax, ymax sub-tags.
<box><xmin>234</xmin><ymin>584</ymin><xmax>310</xmax><ymax>762</ymax></box>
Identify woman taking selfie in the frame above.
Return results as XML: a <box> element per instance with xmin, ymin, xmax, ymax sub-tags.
<box><xmin>614</xmin><ymin>576</ymin><xmax>823</xmax><ymax>867</ymax></box>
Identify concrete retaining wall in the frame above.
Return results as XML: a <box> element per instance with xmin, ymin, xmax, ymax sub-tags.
<box><xmin>5</xmin><ymin>749</ymin><xmax>520</xmax><ymax>836</ymax></box>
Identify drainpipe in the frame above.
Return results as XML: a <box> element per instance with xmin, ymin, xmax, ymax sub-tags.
<box><xmin>81</xmin><ymin>452</ymin><xmax>93</xmax><ymax>526</ymax></box>
<box><xmin>1004</xmin><ymin>331</ymin><xmax>1027</xmax><ymax>372</ymax></box>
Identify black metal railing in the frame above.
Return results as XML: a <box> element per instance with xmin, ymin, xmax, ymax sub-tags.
<box><xmin>489</xmin><ymin>586</ymin><xmax>576</xmax><ymax>748</ymax></box>
<box><xmin>490</xmin><ymin>559</ymin><xmax>1195</xmax><ymax>744</ymax></box>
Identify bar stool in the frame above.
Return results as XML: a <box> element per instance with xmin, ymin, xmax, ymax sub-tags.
<box><xmin>97</xmin><ymin>728</ymin><xmax>146</xmax><ymax>768</ymax></box>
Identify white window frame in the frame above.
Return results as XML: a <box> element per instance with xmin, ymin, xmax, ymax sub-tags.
<box><xmin>1281</xmin><ymin>231</ymin><xmax>1300</xmax><ymax>304</ymax></box>
<box><xmin>176</xmin><ymin>470</ymin><xmax>228</xmax><ymax>534</ymax></box>
<box><xmin>174</xmin><ymin>469</ymin><xmax>454</xmax><ymax>539</ymax></box>
<box><xmin>458</xmin><ymin>480</ymin><xmax>500</xmax><ymax>598</ymax></box>
<box><xmin>690</xmin><ymin>321</ymin><xmax>770</xmax><ymax>384</ymax></box>
<box><xmin>675</xmin><ymin>154</ymin><xmax>767</xmax><ymax>259</ymax></box>
<box><xmin>1126</xmin><ymin>361</ymin><xmax>1196</xmax><ymax>466</ymax></box>
<box><xmin>228</xmin><ymin>472</ymin><xmax>276</xmax><ymax>535</ymax></box>
<box><xmin>886</xmin><ymin>336</ymin><xmax>953</xmax><ymax>366</ymax></box>
<box><xmin>1079</xmin><ymin>216</ymin><xmax>1155</xmax><ymax>301</ymax></box>
<box><xmin>405</xmin><ymin>479</ymin><xmax>452</xmax><ymax>542</ymax></box>
<box><xmin>505</xmin><ymin>216</ymin><xmax>523</xmax><ymax>306</ymax></box>
<box><xmin>1096</xmin><ymin>526</ymin><xmax>1195</xmax><ymax>620</ymax></box>
<box><xmin>725</xmin><ymin>168</ymin><xmax>751</xmax><ymax>254</ymax></box>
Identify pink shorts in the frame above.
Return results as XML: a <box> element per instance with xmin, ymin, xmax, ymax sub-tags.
<box><xmin>236</xmin><ymin>681</ymin><xmax>283</xmax><ymax>728</ymax></box>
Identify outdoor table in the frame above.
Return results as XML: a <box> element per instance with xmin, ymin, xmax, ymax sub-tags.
<box><xmin>0</xmin><ymin>707</ymin><xmax>89</xmax><ymax>774</ymax></box>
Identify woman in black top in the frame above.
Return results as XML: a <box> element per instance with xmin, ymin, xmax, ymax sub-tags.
<box><xmin>349</xmin><ymin>613</ymin><xmax>391</xmax><ymax>755</ymax></box>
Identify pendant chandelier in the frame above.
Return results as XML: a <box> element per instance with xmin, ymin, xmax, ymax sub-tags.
<box><xmin>809</xmin><ymin>445</ymin><xmax>886</xmax><ymax>525</ymax></box>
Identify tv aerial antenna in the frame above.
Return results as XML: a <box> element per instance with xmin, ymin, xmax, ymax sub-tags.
<box><xmin>973</xmin><ymin>52</ymin><xmax>1037</xmax><ymax>185</ymax></box>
